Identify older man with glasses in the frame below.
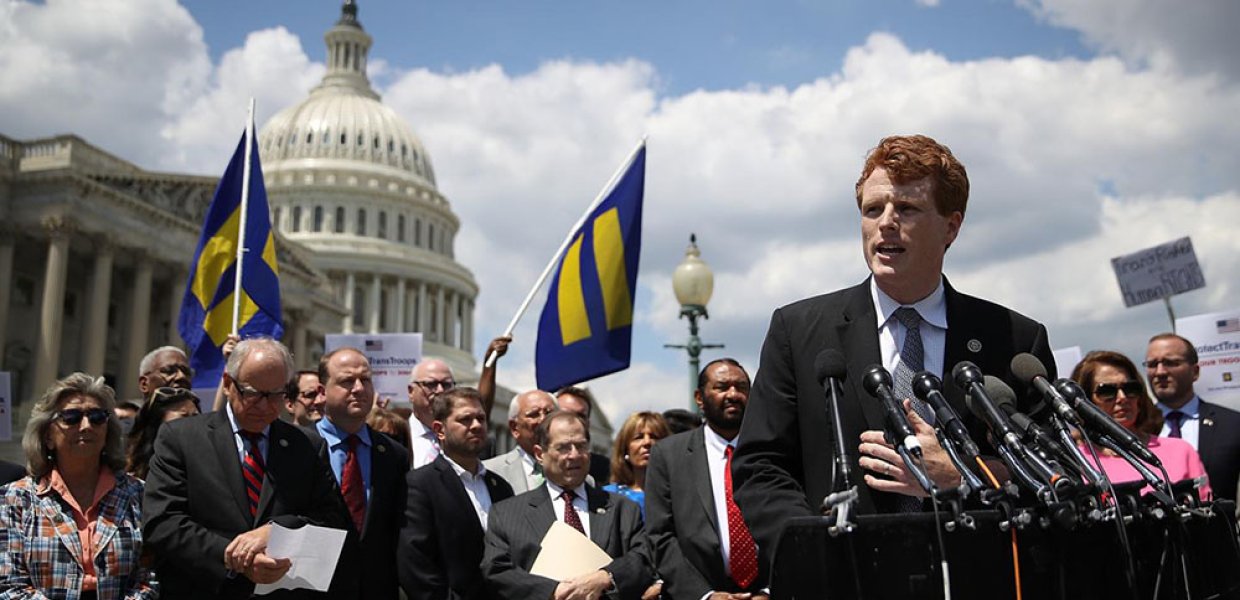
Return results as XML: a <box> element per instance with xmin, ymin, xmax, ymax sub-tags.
<box><xmin>1146</xmin><ymin>332</ymin><xmax>1240</xmax><ymax>501</ymax></box>
<box><xmin>143</xmin><ymin>337</ymin><xmax>348</xmax><ymax>599</ymax></box>
<box><xmin>407</xmin><ymin>359</ymin><xmax>458</xmax><ymax>469</ymax></box>
<box><xmin>137</xmin><ymin>345</ymin><xmax>193</xmax><ymax>398</ymax></box>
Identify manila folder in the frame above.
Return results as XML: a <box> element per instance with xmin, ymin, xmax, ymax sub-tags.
<box><xmin>529</xmin><ymin>521</ymin><xmax>612</xmax><ymax>581</ymax></box>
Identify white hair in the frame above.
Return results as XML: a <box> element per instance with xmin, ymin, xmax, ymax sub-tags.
<box><xmin>224</xmin><ymin>337</ymin><xmax>295</xmax><ymax>385</ymax></box>
<box><xmin>408</xmin><ymin>358</ymin><xmax>454</xmax><ymax>383</ymax></box>
<box><xmin>138</xmin><ymin>346</ymin><xmax>187</xmax><ymax>378</ymax></box>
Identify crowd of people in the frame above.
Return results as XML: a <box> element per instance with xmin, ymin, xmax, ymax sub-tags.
<box><xmin>1</xmin><ymin>134</ymin><xmax>1237</xmax><ymax>600</ymax></box>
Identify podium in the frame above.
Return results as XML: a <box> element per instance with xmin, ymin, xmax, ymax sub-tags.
<box><xmin>771</xmin><ymin>503</ymin><xmax>1240</xmax><ymax>599</ymax></box>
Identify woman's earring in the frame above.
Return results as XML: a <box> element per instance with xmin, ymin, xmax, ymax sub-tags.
<box><xmin>624</xmin><ymin>454</ymin><xmax>630</xmax><ymax>461</ymax></box>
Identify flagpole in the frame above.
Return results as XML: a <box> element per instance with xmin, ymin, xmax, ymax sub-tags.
<box><xmin>484</xmin><ymin>136</ymin><xmax>647</xmax><ymax>368</ymax></box>
<box><xmin>232</xmin><ymin>97</ymin><xmax>256</xmax><ymax>335</ymax></box>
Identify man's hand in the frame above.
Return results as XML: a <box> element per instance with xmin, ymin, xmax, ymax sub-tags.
<box><xmin>641</xmin><ymin>581</ymin><xmax>662</xmax><ymax>600</ymax></box>
<box><xmin>487</xmin><ymin>336</ymin><xmax>512</xmax><ymax>362</ymax></box>
<box><xmin>222</xmin><ymin>333</ymin><xmax>241</xmax><ymax>359</ymax></box>
<box><xmin>858</xmin><ymin>400</ymin><xmax>961</xmax><ymax>496</ymax></box>
<box><xmin>553</xmin><ymin>569</ymin><xmax>612</xmax><ymax>600</ymax></box>
<box><xmin>224</xmin><ymin>524</ymin><xmax>272</xmax><ymax>573</ymax></box>
<box><xmin>246</xmin><ymin>553</ymin><xmax>292</xmax><ymax>584</ymax></box>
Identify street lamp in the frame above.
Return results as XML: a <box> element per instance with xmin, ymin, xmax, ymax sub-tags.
<box><xmin>665</xmin><ymin>234</ymin><xmax>724</xmax><ymax>408</ymax></box>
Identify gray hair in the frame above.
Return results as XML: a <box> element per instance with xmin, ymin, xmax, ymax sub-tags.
<box><xmin>408</xmin><ymin>358</ymin><xmax>454</xmax><ymax>384</ymax></box>
<box><xmin>23</xmin><ymin>372</ymin><xmax>125</xmax><ymax>479</ymax></box>
<box><xmin>138</xmin><ymin>346</ymin><xmax>187</xmax><ymax>378</ymax></box>
<box><xmin>225</xmin><ymin>337</ymin><xmax>295</xmax><ymax>386</ymax></box>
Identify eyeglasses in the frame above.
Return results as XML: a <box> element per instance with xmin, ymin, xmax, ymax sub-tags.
<box><xmin>1142</xmin><ymin>358</ymin><xmax>1190</xmax><ymax>369</ymax></box>
<box><xmin>232</xmin><ymin>380</ymin><xmax>288</xmax><ymax>404</ymax></box>
<box><xmin>298</xmin><ymin>390</ymin><xmax>319</xmax><ymax>400</ymax></box>
<box><xmin>55</xmin><ymin>408</ymin><xmax>110</xmax><ymax>426</ymax></box>
<box><xmin>152</xmin><ymin>364</ymin><xmax>194</xmax><ymax>378</ymax></box>
<box><xmin>1093</xmin><ymin>381</ymin><xmax>1144</xmax><ymax>401</ymax></box>
<box><xmin>412</xmin><ymin>380</ymin><xmax>455</xmax><ymax>392</ymax></box>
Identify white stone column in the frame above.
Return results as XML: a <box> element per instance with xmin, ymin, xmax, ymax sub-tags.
<box><xmin>369</xmin><ymin>274</ymin><xmax>381</xmax><ymax>334</ymax></box>
<box><xmin>435</xmin><ymin>286</ymin><xmax>445</xmax><ymax>343</ymax></box>
<box><xmin>166</xmin><ymin>267</ymin><xmax>184</xmax><ymax>348</ymax></box>
<box><xmin>394</xmin><ymin>278</ymin><xmax>406</xmax><ymax>332</ymax></box>
<box><xmin>343</xmin><ymin>272</ymin><xmax>355</xmax><ymax>334</ymax></box>
<box><xmin>33</xmin><ymin>217</ymin><xmax>74</xmax><ymax>396</ymax></box>
<box><xmin>0</xmin><ymin>230</ymin><xmax>15</xmax><ymax>369</ymax></box>
<box><xmin>446</xmin><ymin>291</ymin><xmax>459</xmax><ymax>348</ymax></box>
<box><xmin>417</xmin><ymin>281</ymin><xmax>428</xmax><ymax>334</ymax></box>
<box><xmin>81</xmin><ymin>240</ymin><xmax>115</xmax><ymax>375</ymax></box>
<box><xmin>464</xmin><ymin>298</ymin><xmax>474</xmax><ymax>353</ymax></box>
<box><xmin>121</xmin><ymin>254</ymin><xmax>154</xmax><ymax>397</ymax></box>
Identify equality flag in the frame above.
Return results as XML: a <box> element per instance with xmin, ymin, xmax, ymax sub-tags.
<box><xmin>535</xmin><ymin>145</ymin><xmax>646</xmax><ymax>391</ymax></box>
<box><xmin>178</xmin><ymin>126</ymin><xmax>283</xmax><ymax>389</ymax></box>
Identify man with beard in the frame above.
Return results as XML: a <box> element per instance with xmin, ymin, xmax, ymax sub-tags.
<box><xmin>1146</xmin><ymin>333</ymin><xmax>1240</xmax><ymax>500</ymax></box>
<box><xmin>398</xmin><ymin>387</ymin><xmax>515</xmax><ymax>600</ymax></box>
<box><xmin>306</xmin><ymin>347</ymin><xmax>410</xmax><ymax>598</ymax></box>
<box><xmin>285</xmin><ymin>370</ymin><xmax>327</xmax><ymax>426</ymax></box>
<box><xmin>646</xmin><ymin>359</ymin><xmax>768</xmax><ymax>599</ymax></box>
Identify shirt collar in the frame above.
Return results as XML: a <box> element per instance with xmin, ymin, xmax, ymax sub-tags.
<box><xmin>316</xmin><ymin>418</ymin><xmax>371</xmax><ymax>448</ymax></box>
<box><xmin>225</xmin><ymin>400</ymin><xmax>272</xmax><ymax>438</ymax></box>
<box><xmin>517</xmin><ymin>447</ymin><xmax>537</xmax><ymax>471</ymax></box>
<box><xmin>871</xmin><ymin>277</ymin><xmax>948</xmax><ymax>330</ymax></box>
<box><xmin>39</xmin><ymin>466</ymin><xmax>116</xmax><ymax>508</ymax></box>
<box><xmin>546</xmin><ymin>478</ymin><xmax>588</xmax><ymax>502</ymax></box>
<box><xmin>411</xmin><ymin>417</ymin><xmax>434</xmax><ymax>437</ymax></box>
<box><xmin>445</xmin><ymin>454</ymin><xmax>488</xmax><ymax>479</ymax></box>
<box><xmin>702</xmin><ymin>424</ymin><xmax>736</xmax><ymax>457</ymax></box>
<box><xmin>1158</xmin><ymin>395</ymin><xmax>1201</xmax><ymax>418</ymax></box>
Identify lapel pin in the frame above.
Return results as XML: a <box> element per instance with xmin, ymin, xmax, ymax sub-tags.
<box><xmin>594</xmin><ymin>507</ymin><xmax>605</xmax><ymax>514</ymax></box>
<box><xmin>377</xmin><ymin>444</ymin><xmax>387</xmax><ymax>453</ymax></box>
<box><xmin>967</xmin><ymin>339</ymin><xmax>983</xmax><ymax>353</ymax></box>
<box><xmin>1204</xmin><ymin>418</ymin><xmax>1215</xmax><ymax>427</ymax></box>
<box><xmin>278</xmin><ymin>438</ymin><xmax>289</xmax><ymax>448</ymax></box>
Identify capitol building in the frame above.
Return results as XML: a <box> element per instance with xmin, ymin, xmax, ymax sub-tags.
<box><xmin>0</xmin><ymin>2</ymin><xmax>520</xmax><ymax>455</ymax></box>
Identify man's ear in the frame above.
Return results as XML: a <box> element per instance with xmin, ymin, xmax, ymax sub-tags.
<box><xmin>431</xmin><ymin>420</ymin><xmax>446</xmax><ymax>442</ymax></box>
<box><xmin>533</xmin><ymin>443</ymin><xmax>545</xmax><ymax>463</ymax></box>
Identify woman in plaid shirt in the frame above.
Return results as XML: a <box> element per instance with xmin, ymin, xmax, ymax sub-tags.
<box><xmin>0</xmin><ymin>373</ymin><xmax>158</xmax><ymax>599</ymax></box>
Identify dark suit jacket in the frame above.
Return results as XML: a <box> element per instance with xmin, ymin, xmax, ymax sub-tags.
<box><xmin>0</xmin><ymin>460</ymin><xmax>25</xmax><ymax>486</ymax></box>
<box><xmin>733</xmin><ymin>278</ymin><xmax>1055</xmax><ymax>564</ymax></box>
<box><xmin>482</xmin><ymin>484</ymin><xmax>653</xmax><ymax>600</ymax></box>
<box><xmin>645</xmin><ymin>428</ymin><xmax>767</xmax><ymax>599</ymax></box>
<box><xmin>1197</xmin><ymin>399</ymin><xmax>1240</xmax><ymax>501</ymax></box>
<box><xmin>143</xmin><ymin>410</ymin><xmax>349</xmax><ymax>599</ymax></box>
<box><xmin>303</xmin><ymin>423</ymin><xmax>410</xmax><ymax>599</ymax></box>
<box><xmin>398</xmin><ymin>455</ymin><xmax>515</xmax><ymax>600</ymax></box>
<box><xmin>590</xmin><ymin>452</ymin><xmax>612</xmax><ymax>486</ymax></box>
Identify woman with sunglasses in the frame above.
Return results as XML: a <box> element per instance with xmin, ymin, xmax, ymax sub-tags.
<box><xmin>126</xmin><ymin>386</ymin><xmax>202</xmax><ymax>480</ymax></box>
<box><xmin>0</xmin><ymin>372</ymin><xmax>158</xmax><ymax>599</ymax></box>
<box><xmin>1071</xmin><ymin>350</ymin><xmax>1211</xmax><ymax>499</ymax></box>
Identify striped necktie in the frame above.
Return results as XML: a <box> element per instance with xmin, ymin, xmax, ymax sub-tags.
<box><xmin>240</xmin><ymin>431</ymin><xmax>265</xmax><ymax>517</ymax></box>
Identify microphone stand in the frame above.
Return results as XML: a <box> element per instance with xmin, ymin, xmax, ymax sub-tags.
<box><xmin>821</xmin><ymin>376</ymin><xmax>859</xmax><ymax>535</ymax></box>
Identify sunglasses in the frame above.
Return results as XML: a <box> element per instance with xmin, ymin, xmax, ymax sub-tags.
<box><xmin>56</xmin><ymin>408</ymin><xmax>110</xmax><ymax>426</ymax></box>
<box><xmin>151</xmin><ymin>386</ymin><xmax>197</xmax><ymax>404</ymax></box>
<box><xmin>1093</xmin><ymin>381</ymin><xmax>1144</xmax><ymax>401</ymax></box>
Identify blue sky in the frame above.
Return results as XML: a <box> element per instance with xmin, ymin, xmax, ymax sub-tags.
<box><xmin>3</xmin><ymin>0</ymin><xmax>1238</xmax><ymax>420</ymax></box>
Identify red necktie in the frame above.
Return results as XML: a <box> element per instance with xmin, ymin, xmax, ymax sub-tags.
<box><xmin>560</xmin><ymin>489</ymin><xmax>585</xmax><ymax>535</ymax></box>
<box><xmin>725</xmin><ymin>445</ymin><xmax>758</xmax><ymax>589</ymax></box>
<box><xmin>241</xmin><ymin>431</ymin><xmax>265</xmax><ymax>518</ymax></box>
<box><xmin>341</xmin><ymin>434</ymin><xmax>366</xmax><ymax>533</ymax></box>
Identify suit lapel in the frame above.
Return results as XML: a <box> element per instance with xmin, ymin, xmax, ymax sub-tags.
<box><xmin>688</xmin><ymin>429</ymin><xmax>720</xmax><ymax>533</ymax></box>
<box><xmin>1198</xmin><ymin>401</ymin><xmax>1217</xmax><ymax>457</ymax></box>
<box><xmin>39</xmin><ymin>493</ymin><xmax>85</xmax><ymax>563</ymax></box>
<box><xmin>942</xmin><ymin>282</ymin><xmax>976</xmax><ymax>418</ymax></box>
<box><xmin>585</xmin><ymin>486</ymin><xmax>613</xmax><ymax>550</ymax></box>
<box><xmin>364</xmin><ymin>427</ymin><xmax>393</xmax><ymax>536</ymax></box>
<box><xmin>838</xmin><ymin>281</ymin><xmax>885</xmax><ymax>432</ymax></box>
<box><xmin>525</xmin><ymin>485</ymin><xmax>556</xmax><ymax>540</ymax></box>
<box><xmin>208</xmin><ymin>411</ymin><xmax>252</xmax><ymax>521</ymax></box>
<box><xmin>258</xmin><ymin>423</ymin><xmax>291</xmax><ymax>525</ymax></box>
<box><xmin>437</xmin><ymin>457</ymin><xmax>483</xmax><ymax>538</ymax></box>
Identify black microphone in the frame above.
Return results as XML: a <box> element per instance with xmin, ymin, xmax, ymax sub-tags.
<box><xmin>861</xmin><ymin>365</ymin><xmax>921</xmax><ymax>456</ymax></box>
<box><xmin>815</xmin><ymin>350</ymin><xmax>854</xmax><ymax>493</ymax></box>
<box><xmin>1053</xmin><ymin>378</ymin><xmax>1162</xmax><ymax>467</ymax></box>
<box><xmin>911</xmin><ymin>371</ymin><xmax>980</xmax><ymax>459</ymax></box>
<box><xmin>1010</xmin><ymin>353</ymin><xmax>1080</xmax><ymax>426</ymax></box>
<box><xmin>984</xmin><ymin>376</ymin><xmax>1075</xmax><ymax>494</ymax></box>
<box><xmin>952</xmin><ymin>362</ymin><xmax>1017</xmax><ymax>440</ymax></box>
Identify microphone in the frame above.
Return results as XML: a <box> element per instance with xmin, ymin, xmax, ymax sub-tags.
<box><xmin>861</xmin><ymin>365</ymin><xmax>921</xmax><ymax>456</ymax></box>
<box><xmin>1053</xmin><ymin>379</ymin><xmax>1162</xmax><ymax>467</ymax></box>
<box><xmin>911</xmin><ymin>371</ymin><xmax>980</xmax><ymax>459</ymax></box>
<box><xmin>1010</xmin><ymin>353</ymin><xmax>1080</xmax><ymax>426</ymax></box>
<box><xmin>951</xmin><ymin>362</ymin><xmax>1017</xmax><ymax>440</ymax></box>
<box><xmin>815</xmin><ymin>350</ymin><xmax>854</xmax><ymax>494</ymax></box>
<box><xmin>984</xmin><ymin>376</ymin><xmax>1075</xmax><ymax>495</ymax></box>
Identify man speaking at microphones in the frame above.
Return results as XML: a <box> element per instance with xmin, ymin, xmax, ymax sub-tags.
<box><xmin>732</xmin><ymin>135</ymin><xmax>1057</xmax><ymax>560</ymax></box>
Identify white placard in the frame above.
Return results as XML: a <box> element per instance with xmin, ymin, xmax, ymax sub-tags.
<box><xmin>0</xmin><ymin>372</ymin><xmax>11</xmax><ymax>442</ymax></box>
<box><xmin>1110</xmin><ymin>236</ymin><xmax>1205</xmax><ymax>308</ymax></box>
<box><xmin>323</xmin><ymin>333</ymin><xmax>423</xmax><ymax>406</ymax></box>
<box><xmin>1052</xmin><ymin>346</ymin><xmax>1083</xmax><ymax>379</ymax></box>
<box><xmin>1175</xmin><ymin>308</ymin><xmax>1240</xmax><ymax>411</ymax></box>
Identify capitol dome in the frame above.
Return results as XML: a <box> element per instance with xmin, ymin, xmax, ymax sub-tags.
<box><xmin>257</xmin><ymin>0</ymin><xmax>480</xmax><ymax>381</ymax></box>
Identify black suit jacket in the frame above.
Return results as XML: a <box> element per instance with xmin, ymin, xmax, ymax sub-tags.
<box><xmin>398</xmin><ymin>455</ymin><xmax>515</xmax><ymax>600</ymax></box>
<box><xmin>1197</xmin><ymin>400</ymin><xmax>1240</xmax><ymax>501</ymax></box>
<box><xmin>733</xmin><ymin>278</ymin><xmax>1055</xmax><ymax>563</ymax></box>
<box><xmin>303</xmin><ymin>423</ymin><xmax>410</xmax><ymax>599</ymax></box>
<box><xmin>143</xmin><ymin>410</ymin><xmax>349</xmax><ymax>599</ymax></box>
<box><xmin>0</xmin><ymin>460</ymin><xmax>24</xmax><ymax>486</ymax></box>
<box><xmin>482</xmin><ymin>484</ymin><xmax>653</xmax><ymax>600</ymax></box>
<box><xmin>645</xmin><ymin>428</ymin><xmax>767</xmax><ymax>599</ymax></box>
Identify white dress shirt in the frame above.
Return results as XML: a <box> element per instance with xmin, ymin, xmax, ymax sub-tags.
<box><xmin>545</xmin><ymin>480</ymin><xmax>591</xmax><ymax>539</ymax></box>
<box><xmin>1158</xmin><ymin>395</ymin><xmax>1202</xmax><ymax>449</ymax></box>
<box><xmin>444</xmin><ymin>455</ymin><xmax>495</xmax><ymax>529</ymax></box>
<box><xmin>517</xmin><ymin>447</ymin><xmax>543</xmax><ymax>490</ymax></box>
<box><xmin>702</xmin><ymin>425</ymin><xmax>738</xmax><ymax>577</ymax></box>
<box><xmin>408</xmin><ymin>417</ymin><xmax>440</xmax><ymax>469</ymax></box>
<box><xmin>871</xmin><ymin>278</ymin><xmax>948</xmax><ymax>389</ymax></box>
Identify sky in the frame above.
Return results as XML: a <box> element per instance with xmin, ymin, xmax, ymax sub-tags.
<box><xmin>2</xmin><ymin>0</ymin><xmax>1238</xmax><ymax>426</ymax></box>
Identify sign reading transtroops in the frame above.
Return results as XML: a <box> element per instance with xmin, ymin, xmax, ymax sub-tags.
<box><xmin>1110</xmin><ymin>237</ymin><xmax>1206</xmax><ymax>308</ymax></box>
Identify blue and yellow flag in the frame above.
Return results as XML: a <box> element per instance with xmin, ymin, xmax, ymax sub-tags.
<box><xmin>178</xmin><ymin>130</ymin><xmax>283</xmax><ymax>389</ymax></box>
<box><xmin>535</xmin><ymin>145</ymin><xmax>646</xmax><ymax>391</ymax></box>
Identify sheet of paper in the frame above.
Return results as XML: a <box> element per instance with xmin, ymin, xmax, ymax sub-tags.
<box><xmin>253</xmin><ymin>523</ymin><xmax>347</xmax><ymax>595</ymax></box>
<box><xmin>529</xmin><ymin>521</ymin><xmax>612</xmax><ymax>581</ymax></box>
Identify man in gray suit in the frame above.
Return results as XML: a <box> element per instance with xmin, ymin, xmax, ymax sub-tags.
<box><xmin>482</xmin><ymin>411</ymin><xmax>653</xmax><ymax>600</ymax></box>
<box><xmin>483</xmin><ymin>389</ymin><xmax>557</xmax><ymax>493</ymax></box>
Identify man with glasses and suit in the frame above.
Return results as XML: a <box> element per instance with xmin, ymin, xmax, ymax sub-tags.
<box><xmin>1146</xmin><ymin>332</ymin><xmax>1240</xmax><ymax>501</ymax></box>
<box><xmin>407</xmin><ymin>359</ymin><xmax>458</xmax><ymax>469</ymax></box>
<box><xmin>484</xmin><ymin>390</ymin><xmax>558</xmax><ymax>494</ymax></box>
<box><xmin>137</xmin><ymin>345</ymin><xmax>193</xmax><ymax>397</ymax></box>
<box><xmin>143</xmin><ymin>337</ymin><xmax>348</xmax><ymax>599</ymax></box>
